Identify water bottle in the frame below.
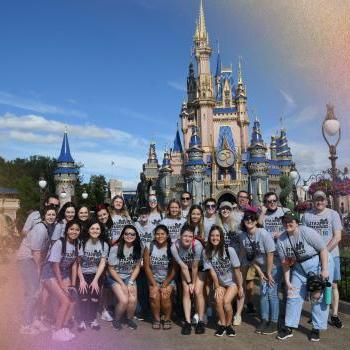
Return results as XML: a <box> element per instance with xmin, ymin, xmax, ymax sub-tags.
<box><xmin>324</xmin><ymin>282</ymin><xmax>332</xmax><ymax>305</ymax></box>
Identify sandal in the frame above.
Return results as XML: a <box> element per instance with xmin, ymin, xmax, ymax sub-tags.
<box><xmin>163</xmin><ymin>320</ymin><xmax>172</xmax><ymax>330</ymax></box>
<box><xmin>152</xmin><ymin>321</ymin><xmax>161</xmax><ymax>330</ymax></box>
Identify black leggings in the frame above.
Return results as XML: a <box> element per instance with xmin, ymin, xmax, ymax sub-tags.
<box><xmin>78</xmin><ymin>273</ymin><xmax>102</xmax><ymax>323</ymax></box>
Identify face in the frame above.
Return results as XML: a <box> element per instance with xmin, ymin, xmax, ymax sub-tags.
<box><xmin>148</xmin><ymin>196</ymin><xmax>158</xmax><ymax>209</ymax></box>
<box><xmin>266</xmin><ymin>195</ymin><xmax>278</xmax><ymax>211</ymax></box>
<box><xmin>123</xmin><ymin>228</ymin><xmax>137</xmax><ymax>244</ymax></box>
<box><xmin>238</xmin><ymin>192</ymin><xmax>249</xmax><ymax>208</ymax></box>
<box><xmin>139</xmin><ymin>213</ymin><xmax>149</xmax><ymax>224</ymax></box>
<box><xmin>113</xmin><ymin>198</ymin><xmax>124</xmax><ymax>211</ymax></box>
<box><xmin>169</xmin><ymin>203</ymin><xmax>180</xmax><ymax>217</ymax></box>
<box><xmin>47</xmin><ymin>197</ymin><xmax>60</xmax><ymax>208</ymax></box>
<box><xmin>190</xmin><ymin>208</ymin><xmax>202</xmax><ymax>224</ymax></box>
<box><xmin>220</xmin><ymin>206</ymin><xmax>232</xmax><ymax>219</ymax></box>
<box><xmin>97</xmin><ymin>209</ymin><xmax>109</xmax><ymax>224</ymax></box>
<box><xmin>89</xmin><ymin>223</ymin><xmax>101</xmax><ymax>239</ymax></box>
<box><xmin>244</xmin><ymin>215</ymin><xmax>257</xmax><ymax>231</ymax></box>
<box><xmin>181</xmin><ymin>194</ymin><xmax>191</xmax><ymax>207</ymax></box>
<box><xmin>44</xmin><ymin>209</ymin><xmax>56</xmax><ymax>224</ymax></box>
<box><xmin>314</xmin><ymin>197</ymin><xmax>327</xmax><ymax>211</ymax></box>
<box><xmin>155</xmin><ymin>228</ymin><xmax>168</xmax><ymax>245</ymax></box>
<box><xmin>283</xmin><ymin>220</ymin><xmax>298</xmax><ymax>234</ymax></box>
<box><xmin>209</xmin><ymin>229</ymin><xmax>221</xmax><ymax>247</ymax></box>
<box><xmin>65</xmin><ymin>207</ymin><xmax>76</xmax><ymax>222</ymax></box>
<box><xmin>181</xmin><ymin>230</ymin><xmax>194</xmax><ymax>247</ymax></box>
<box><xmin>78</xmin><ymin>207</ymin><xmax>89</xmax><ymax>221</ymax></box>
<box><xmin>67</xmin><ymin>223</ymin><xmax>80</xmax><ymax>241</ymax></box>
<box><xmin>205</xmin><ymin>201</ymin><xmax>216</xmax><ymax>215</ymax></box>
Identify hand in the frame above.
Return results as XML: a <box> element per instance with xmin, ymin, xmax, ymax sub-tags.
<box><xmin>321</xmin><ymin>269</ymin><xmax>329</xmax><ymax>280</ymax></box>
<box><xmin>188</xmin><ymin>283</ymin><xmax>195</xmax><ymax>294</ymax></box>
<box><xmin>79</xmin><ymin>279</ymin><xmax>88</xmax><ymax>294</ymax></box>
<box><xmin>272</xmin><ymin>231</ymin><xmax>281</xmax><ymax>239</ymax></box>
<box><xmin>90</xmin><ymin>279</ymin><xmax>100</xmax><ymax>294</ymax></box>
<box><xmin>267</xmin><ymin>273</ymin><xmax>275</xmax><ymax>287</ymax></box>
<box><xmin>286</xmin><ymin>282</ymin><xmax>296</xmax><ymax>291</ymax></box>
<box><xmin>128</xmin><ymin>284</ymin><xmax>136</xmax><ymax>297</ymax></box>
<box><xmin>214</xmin><ymin>286</ymin><xmax>225</xmax><ymax>299</ymax></box>
<box><xmin>120</xmin><ymin>282</ymin><xmax>128</xmax><ymax>294</ymax></box>
<box><xmin>237</xmin><ymin>285</ymin><xmax>244</xmax><ymax>299</ymax></box>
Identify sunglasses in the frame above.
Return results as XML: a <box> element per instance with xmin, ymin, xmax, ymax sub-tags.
<box><xmin>149</xmin><ymin>199</ymin><xmax>157</xmax><ymax>203</ymax></box>
<box><xmin>181</xmin><ymin>197</ymin><xmax>191</xmax><ymax>201</ymax></box>
<box><xmin>124</xmin><ymin>231</ymin><xmax>136</xmax><ymax>237</ymax></box>
<box><xmin>206</xmin><ymin>204</ymin><xmax>216</xmax><ymax>209</ymax></box>
<box><xmin>244</xmin><ymin>216</ymin><xmax>256</xmax><ymax>222</ymax></box>
<box><xmin>267</xmin><ymin>200</ymin><xmax>277</xmax><ymax>204</ymax></box>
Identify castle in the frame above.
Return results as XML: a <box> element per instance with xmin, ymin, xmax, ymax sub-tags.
<box><xmin>139</xmin><ymin>0</ymin><xmax>294</xmax><ymax>207</ymax></box>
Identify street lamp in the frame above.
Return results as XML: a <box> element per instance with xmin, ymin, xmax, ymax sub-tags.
<box><xmin>290</xmin><ymin>162</ymin><xmax>300</xmax><ymax>208</ymax></box>
<box><xmin>82</xmin><ymin>190</ymin><xmax>88</xmax><ymax>200</ymax></box>
<box><xmin>322</xmin><ymin>104</ymin><xmax>341</xmax><ymax>211</ymax></box>
<box><xmin>38</xmin><ymin>177</ymin><xmax>47</xmax><ymax>204</ymax></box>
<box><xmin>60</xmin><ymin>190</ymin><xmax>67</xmax><ymax>199</ymax></box>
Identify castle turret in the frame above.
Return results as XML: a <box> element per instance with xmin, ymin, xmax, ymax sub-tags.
<box><xmin>187</xmin><ymin>62</ymin><xmax>197</xmax><ymax>103</ymax></box>
<box><xmin>142</xmin><ymin>142</ymin><xmax>160</xmax><ymax>184</ymax></box>
<box><xmin>170</xmin><ymin>126</ymin><xmax>184</xmax><ymax>175</ymax></box>
<box><xmin>159</xmin><ymin>149</ymin><xmax>173</xmax><ymax>206</ymax></box>
<box><xmin>215</xmin><ymin>46</ymin><xmax>222</xmax><ymax>98</ymax></box>
<box><xmin>185</xmin><ymin>126</ymin><xmax>206</xmax><ymax>204</ymax></box>
<box><xmin>54</xmin><ymin>131</ymin><xmax>79</xmax><ymax>206</ymax></box>
<box><xmin>275</xmin><ymin>128</ymin><xmax>293</xmax><ymax>174</ymax></box>
<box><xmin>246</xmin><ymin>118</ymin><xmax>269</xmax><ymax>205</ymax></box>
<box><xmin>270</xmin><ymin>135</ymin><xmax>277</xmax><ymax>160</ymax></box>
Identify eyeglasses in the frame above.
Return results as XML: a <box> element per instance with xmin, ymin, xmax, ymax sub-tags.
<box><xmin>267</xmin><ymin>200</ymin><xmax>277</xmax><ymax>204</ymax></box>
<box><xmin>149</xmin><ymin>199</ymin><xmax>157</xmax><ymax>203</ymax></box>
<box><xmin>206</xmin><ymin>204</ymin><xmax>216</xmax><ymax>209</ymax></box>
<box><xmin>124</xmin><ymin>231</ymin><xmax>136</xmax><ymax>237</ymax></box>
<box><xmin>220</xmin><ymin>207</ymin><xmax>232</xmax><ymax>211</ymax></box>
<box><xmin>181</xmin><ymin>197</ymin><xmax>191</xmax><ymax>201</ymax></box>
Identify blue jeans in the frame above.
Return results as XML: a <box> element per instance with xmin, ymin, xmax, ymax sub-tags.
<box><xmin>18</xmin><ymin>259</ymin><xmax>40</xmax><ymax>326</ymax></box>
<box><xmin>285</xmin><ymin>255</ymin><xmax>334</xmax><ymax>330</ymax></box>
<box><xmin>260</xmin><ymin>266</ymin><xmax>281</xmax><ymax>323</ymax></box>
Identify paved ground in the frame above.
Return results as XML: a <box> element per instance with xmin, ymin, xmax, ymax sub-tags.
<box><xmin>0</xmin><ymin>257</ymin><xmax>349</xmax><ymax>350</ymax></box>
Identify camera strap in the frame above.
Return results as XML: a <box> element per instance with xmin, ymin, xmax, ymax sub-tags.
<box><xmin>244</xmin><ymin>231</ymin><xmax>257</xmax><ymax>254</ymax></box>
<box><xmin>286</xmin><ymin>233</ymin><xmax>308</xmax><ymax>276</ymax></box>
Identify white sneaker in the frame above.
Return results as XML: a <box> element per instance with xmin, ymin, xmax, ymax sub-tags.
<box><xmin>20</xmin><ymin>325</ymin><xmax>40</xmax><ymax>335</ymax></box>
<box><xmin>78</xmin><ymin>321</ymin><xmax>87</xmax><ymax>332</ymax></box>
<box><xmin>32</xmin><ymin>319</ymin><xmax>50</xmax><ymax>332</ymax></box>
<box><xmin>52</xmin><ymin>328</ymin><xmax>71</xmax><ymax>342</ymax></box>
<box><xmin>101</xmin><ymin>310</ymin><xmax>113</xmax><ymax>322</ymax></box>
<box><xmin>90</xmin><ymin>319</ymin><xmax>101</xmax><ymax>330</ymax></box>
<box><xmin>192</xmin><ymin>313</ymin><xmax>199</xmax><ymax>325</ymax></box>
<box><xmin>63</xmin><ymin>328</ymin><xmax>76</xmax><ymax>340</ymax></box>
<box><xmin>233</xmin><ymin>315</ymin><xmax>242</xmax><ymax>326</ymax></box>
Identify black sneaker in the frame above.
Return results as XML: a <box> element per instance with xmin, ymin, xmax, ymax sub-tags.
<box><xmin>226</xmin><ymin>325</ymin><xmax>236</xmax><ymax>337</ymax></box>
<box><xmin>246</xmin><ymin>303</ymin><xmax>257</xmax><ymax>315</ymax></box>
<box><xmin>263</xmin><ymin>322</ymin><xmax>278</xmax><ymax>335</ymax></box>
<box><xmin>215</xmin><ymin>325</ymin><xmax>226</xmax><ymax>337</ymax></box>
<box><xmin>330</xmin><ymin>315</ymin><xmax>344</xmax><ymax>329</ymax></box>
<box><xmin>309</xmin><ymin>328</ymin><xmax>320</xmax><ymax>342</ymax></box>
<box><xmin>126</xmin><ymin>318</ymin><xmax>138</xmax><ymax>330</ymax></box>
<box><xmin>181</xmin><ymin>322</ymin><xmax>192</xmax><ymax>335</ymax></box>
<box><xmin>277</xmin><ymin>327</ymin><xmax>293</xmax><ymax>340</ymax></box>
<box><xmin>255</xmin><ymin>320</ymin><xmax>268</xmax><ymax>334</ymax></box>
<box><xmin>195</xmin><ymin>321</ymin><xmax>205</xmax><ymax>334</ymax></box>
<box><xmin>112</xmin><ymin>319</ymin><xmax>122</xmax><ymax>330</ymax></box>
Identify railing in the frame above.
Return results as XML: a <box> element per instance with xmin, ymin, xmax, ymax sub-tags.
<box><xmin>339</xmin><ymin>256</ymin><xmax>350</xmax><ymax>302</ymax></box>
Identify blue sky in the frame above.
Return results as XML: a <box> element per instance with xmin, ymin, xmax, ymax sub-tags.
<box><xmin>0</xmin><ymin>0</ymin><xmax>349</xmax><ymax>189</ymax></box>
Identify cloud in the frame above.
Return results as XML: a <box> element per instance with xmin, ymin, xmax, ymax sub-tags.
<box><xmin>279</xmin><ymin>89</ymin><xmax>296</xmax><ymax>115</ymax></box>
<box><xmin>286</xmin><ymin>105</ymin><xmax>320</xmax><ymax>128</ymax></box>
<box><xmin>167</xmin><ymin>81</ymin><xmax>186</xmax><ymax>92</ymax></box>
<box><xmin>7</xmin><ymin>130</ymin><xmax>60</xmax><ymax>144</ymax></box>
<box><xmin>0</xmin><ymin>91</ymin><xmax>87</xmax><ymax>119</ymax></box>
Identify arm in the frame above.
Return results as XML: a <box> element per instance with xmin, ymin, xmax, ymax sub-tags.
<box><xmin>71</xmin><ymin>260</ymin><xmax>78</xmax><ymax>286</ymax></box>
<box><xmin>163</xmin><ymin>260</ymin><xmax>176</xmax><ymax>287</ymax></box>
<box><xmin>52</xmin><ymin>262</ymin><xmax>67</xmax><ymax>292</ymax></box>
<box><xmin>327</xmin><ymin>229</ymin><xmax>341</xmax><ymax>253</ymax></box>
<box><xmin>129</xmin><ymin>261</ymin><xmax>141</xmax><ymax>283</ymax></box>
<box><xmin>191</xmin><ymin>260</ymin><xmax>199</xmax><ymax>284</ymax></box>
<box><xmin>319</xmin><ymin>248</ymin><xmax>329</xmax><ymax>280</ymax></box>
<box><xmin>233</xmin><ymin>267</ymin><xmax>244</xmax><ymax>298</ymax></box>
<box><xmin>77</xmin><ymin>263</ymin><xmax>88</xmax><ymax>293</ymax></box>
<box><xmin>266</xmin><ymin>251</ymin><xmax>275</xmax><ymax>286</ymax></box>
<box><xmin>32</xmin><ymin>250</ymin><xmax>41</xmax><ymax>273</ymax></box>
<box><xmin>143</xmin><ymin>248</ymin><xmax>158</xmax><ymax>286</ymax></box>
<box><xmin>281</xmin><ymin>264</ymin><xmax>293</xmax><ymax>290</ymax></box>
<box><xmin>108</xmin><ymin>265</ymin><xmax>125</xmax><ymax>286</ymax></box>
<box><xmin>89</xmin><ymin>257</ymin><xmax>107</xmax><ymax>294</ymax></box>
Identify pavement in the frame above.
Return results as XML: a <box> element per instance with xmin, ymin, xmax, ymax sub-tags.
<box><xmin>0</xmin><ymin>257</ymin><xmax>349</xmax><ymax>350</ymax></box>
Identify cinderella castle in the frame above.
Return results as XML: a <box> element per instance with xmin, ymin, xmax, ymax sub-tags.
<box><xmin>139</xmin><ymin>0</ymin><xmax>294</xmax><ymax>207</ymax></box>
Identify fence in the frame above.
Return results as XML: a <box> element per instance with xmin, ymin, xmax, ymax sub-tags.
<box><xmin>339</xmin><ymin>257</ymin><xmax>350</xmax><ymax>302</ymax></box>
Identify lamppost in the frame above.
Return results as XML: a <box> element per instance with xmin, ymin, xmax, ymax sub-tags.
<box><xmin>60</xmin><ymin>189</ymin><xmax>67</xmax><ymax>200</ymax></box>
<box><xmin>290</xmin><ymin>162</ymin><xmax>300</xmax><ymax>208</ymax></box>
<box><xmin>322</xmin><ymin>104</ymin><xmax>341</xmax><ymax>212</ymax></box>
<box><xmin>82</xmin><ymin>189</ymin><xmax>88</xmax><ymax>200</ymax></box>
<box><xmin>38</xmin><ymin>177</ymin><xmax>47</xmax><ymax>203</ymax></box>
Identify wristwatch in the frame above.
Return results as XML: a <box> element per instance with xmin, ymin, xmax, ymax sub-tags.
<box><xmin>128</xmin><ymin>279</ymin><xmax>135</xmax><ymax>286</ymax></box>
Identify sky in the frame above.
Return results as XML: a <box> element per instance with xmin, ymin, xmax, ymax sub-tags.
<box><xmin>0</xmin><ymin>0</ymin><xmax>349</xmax><ymax>189</ymax></box>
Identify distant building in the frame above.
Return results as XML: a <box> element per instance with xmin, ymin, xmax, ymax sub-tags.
<box><xmin>138</xmin><ymin>0</ymin><xmax>294</xmax><ymax>206</ymax></box>
<box><xmin>0</xmin><ymin>187</ymin><xmax>20</xmax><ymax>222</ymax></box>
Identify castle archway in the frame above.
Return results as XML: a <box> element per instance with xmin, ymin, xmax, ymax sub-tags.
<box><xmin>217</xmin><ymin>191</ymin><xmax>236</xmax><ymax>206</ymax></box>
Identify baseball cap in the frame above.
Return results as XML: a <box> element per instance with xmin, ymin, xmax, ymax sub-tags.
<box><xmin>219</xmin><ymin>201</ymin><xmax>234</xmax><ymax>209</ymax></box>
<box><xmin>313</xmin><ymin>191</ymin><xmax>327</xmax><ymax>201</ymax></box>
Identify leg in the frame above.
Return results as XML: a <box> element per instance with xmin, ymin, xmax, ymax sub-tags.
<box><xmin>111</xmin><ymin>283</ymin><xmax>129</xmax><ymax>321</ymax></box>
<box><xmin>269</xmin><ymin>267</ymin><xmax>281</xmax><ymax>323</ymax></box>
<box><xmin>126</xmin><ymin>284</ymin><xmax>138</xmax><ymax>320</ymax></box>
<box><xmin>260</xmin><ymin>280</ymin><xmax>269</xmax><ymax>322</ymax></box>
<box><xmin>223</xmin><ymin>285</ymin><xmax>237</xmax><ymax>326</ymax></box>
<box><xmin>214</xmin><ymin>289</ymin><xmax>226</xmax><ymax>326</ymax></box>
<box><xmin>160</xmin><ymin>285</ymin><xmax>173</xmax><ymax>322</ymax></box>
<box><xmin>61</xmin><ymin>278</ymin><xmax>75</xmax><ymax>327</ymax></box>
<box><xmin>181</xmin><ymin>279</ymin><xmax>191</xmax><ymax>323</ymax></box>
<box><xmin>194</xmin><ymin>273</ymin><xmax>206</xmax><ymax>321</ymax></box>
<box><xmin>149</xmin><ymin>285</ymin><xmax>161</xmax><ymax>322</ymax></box>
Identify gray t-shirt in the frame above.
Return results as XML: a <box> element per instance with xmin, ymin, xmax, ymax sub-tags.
<box><xmin>81</xmin><ymin>239</ymin><xmax>109</xmax><ymax>274</ymax></box>
<box><xmin>160</xmin><ymin>217</ymin><xmax>186</xmax><ymax>243</ymax></box>
<box><xmin>239</xmin><ymin>228</ymin><xmax>275</xmax><ymax>268</ymax></box>
<box><xmin>222</xmin><ymin>223</ymin><xmax>237</xmax><ymax>246</ymax></box>
<box><xmin>148</xmin><ymin>212</ymin><xmax>163</xmax><ymax>227</ymax></box>
<box><xmin>148</xmin><ymin>242</ymin><xmax>172</xmax><ymax>283</ymax></box>
<box><xmin>108</xmin><ymin>244</ymin><xmax>140</xmax><ymax>280</ymax></box>
<box><xmin>181</xmin><ymin>207</ymin><xmax>190</xmax><ymax>219</ymax></box>
<box><xmin>109</xmin><ymin>215</ymin><xmax>132</xmax><ymax>241</ymax></box>
<box><xmin>204</xmin><ymin>216</ymin><xmax>216</xmax><ymax>240</ymax></box>
<box><xmin>171</xmin><ymin>239</ymin><xmax>203</xmax><ymax>268</ymax></box>
<box><xmin>276</xmin><ymin>225</ymin><xmax>326</xmax><ymax>263</ymax></box>
<box><xmin>204</xmin><ymin>246</ymin><xmax>240</xmax><ymax>287</ymax></box>
<box><xmin>135</xmin><ymin>221</ymin><xmax>155</xmax><ymax>248</ymax></box>
<box><xmin>302</xmin><ymin>208</ymin><xmax>342</xmax><ymax>258</ymax></box>
<box><xmin>17</xmin><ymin>222</ymin><xmax>51</xmax><ymax>261</ymax></box>
<box><xmin>22</xmin><ymin>211</ymin><xmax>41</xmax><ymax>235</ymax></box>
<box><xmin>51</xmin><ymin>221</ymin><xmax>66</xmax><ymax>241</ymax></box>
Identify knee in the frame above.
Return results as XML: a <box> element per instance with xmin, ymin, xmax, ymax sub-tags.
<box><xmin>194</xmin><ymin>286</ymin><xmax>203</xmax><ymax>298</ymax></box>
<box><xmin>332</xmin><ymin>283</ymin><xmax>338</xmax><ymax>290</ymax></box>
<box><xmin>224</xmin><ymin>302</ymin><xmax>232</xmax><ymax>312</ymax></box>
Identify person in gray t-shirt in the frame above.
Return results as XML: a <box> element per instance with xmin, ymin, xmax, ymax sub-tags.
<box><xmin>203</xmin><ymin>198</ymin><xmax>217</xmax><ymax>241</ymax></box>
<box><xmin>203</xmin><ymin>225</ymin><xmax>243</xmax><ymax>335</ymax></box>
<box><xmin>143</xmin><ymin>224</ymin><xmax>176</xmax><ymax>328</ymax></box>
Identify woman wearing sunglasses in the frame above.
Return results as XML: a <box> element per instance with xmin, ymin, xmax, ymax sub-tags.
<box><xmin>107</xmin><ymin>225</ymin><xmax>142</xmax><ymax>331</ymax></box>
<box><xmin>216</xmin><ymin>201</ymin><xmax>239</xmax><ymax>247</ymax></box>
<box><xmin>180</xmin><ymin>191</ymin><xmax>192</xmax><ymax>219</ymax></box>
<box><xmin>203</xmin><ymin>198</ymin><xmax>217</xmax><ymax>241</ymax></box>
<box><xmin>147</xmin><ymin>194</ymin><xmax>164</xmax><ymax>226</ymax></box>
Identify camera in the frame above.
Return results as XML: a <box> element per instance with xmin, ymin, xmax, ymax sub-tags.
<box><xmin>246</xmin><ymin>251</ymin><xmax>256</xmax><ymax>262</ymax></box>
<box><xmin>306</xmin><ymin>272</ymin><xmax>330</xmax><ymax>292</ymax></box>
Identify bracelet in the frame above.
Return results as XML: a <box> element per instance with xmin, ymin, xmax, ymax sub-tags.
<box><xmin>186</xmin><ymin>280</ymin><xmax>192</xmax><ymax>285</ymax></box>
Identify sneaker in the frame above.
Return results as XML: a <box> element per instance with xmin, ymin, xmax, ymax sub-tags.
<box><xmin>181</xmin><ymin>322</ymin><xmax>192</xmax><ymax>335</ymax></box>
<box><xmin>20</xmin><ymin>325</ymin><xmax>40</xmax><ymax>335</ymax></box>
<box><xmin>126</xmin><ymin>318</ymin><xmax>138</xmax><ymax>330</ymax></box>
<box><xmin>90</xmin><ymin>319</ymin><xmax>101</xmax><ymax>330</ymax></box>
<box><xmin>226</xmin><ymin>325</ymin><xmax>236</xmax><ymax>337</ymax></box>
<box><xmin>330</xmin><ymin>315</ymin><xmax>344</xmax><ymax>329</ymax></box>
<box><xmin>32</xmin><ymin>319</ymin><xmax>50</xmax><ymax>332</ymax></box>
<box><xmin>215</xmin><ymin>325</ymin><xmax>226</xmax><ymax>337</ymax></box>
<box><xmin>78</xmin><ymin>321</ymin><xmax>87</xmax><ymax>332</ymax></box>
<box><xmin>195</xmin><ymin>321</ymin><xmax>205</xmax><ymax>334</ymax></box>
<box><xmin>309</xmin><ymin>328</ymin><xmax>320</xmax><ymax>342</ymax></box>
<box><xmin>52</xmin><ymin>328</ymin><xmax>71</xmax><ymax>342</ymax></box>
<box><xmin>63</xmin><ymin>328</ymin><xmax>75</xmax><ymax>340</ymax></box>
<box><xmin>134</xmin><ymin>312</ymin><xmax>144</xmax><ymax>321</ymax></box>
<box><xmin>192</xmin><ymin>313</ymin><xmax>199</xmax><ymax>324</ymax></box>
<box><xmin>233</xmin><ymin>315</ymin><xmax>242</xmax><ymax>326</ymax></box>
<box><xmin>101</xmin><ymin>310</ymin><xmax>114</xmax><ymax>322</ymax></box>
<box><xmin>112</xmin><ymin>319</ymin><xmax>122</xmax><ymax>330</ymax></box>
<box><xmin>277</xmin><ymin>327</ymin><xmax>293</xmax><ymax>340</ymax></box>
<box><xmin>255</xmin><ymin>320</ymin><xmax>268</xmax><ymax>334</ymax></box>
<box><xmin>246</xmin><ymin>303</ymin><xmax>257</xmax><ymax>314</ymax></box>
<box><xmin>263</xmin><ymin>322</ymin><xmax>278</xmax><ymax>335</ymax></box>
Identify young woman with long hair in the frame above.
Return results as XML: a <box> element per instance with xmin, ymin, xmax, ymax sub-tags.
<box><xmin>77</xmin><ymin>220</ymin><xmax>109</xmax><ymax>331</ymax></box>
<box><xmin>160</xmin><ymin>199</ymin><xmax>186</xmax><ymax>243</ymax></box>
<box><xmin>215</xmin><ymin>201</ymin><xmax>239</xmax><ymax>247</ymax></box>
<box><xmin>204</xmin><ymin>225</ymin><xmax>243</xmax><ymax>337</ymax></box>
<box><xmin>51</xmin><ymin>202</ymin><xmax>77</xmax><ymax>241</ymax></box>
<box><xmin>77</xmin><ymin>205</ymin><xmax>90</xmax><ymax>241</ymax></box>
<box><xmin>143</xmin><ymin>224</ymin><xmax>176</xmax><ymax>330</ymax></box>
<box><xmin>187</xmin><ymin>204</ymin><xmax>205</xmax><ymax>242</ymax></box>
<box><xmin>147</xmin><ymin>194</ymin><xmax>163</xmax><ymax>226</ymax></box>
<box><xmin>107</xmin><ymin>224</ymin><xmax>142</xmax><ymax>331</ymax></box>
<box><xmin>41</xmin><ymin>220</ymin><xmax>82</xmax><ymax>342</ymax></box>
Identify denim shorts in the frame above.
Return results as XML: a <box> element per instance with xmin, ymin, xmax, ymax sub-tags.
<box><xmin>104</xmin><ymin>274</ymin><xmax>131</xmax><ymax>287</ymax></box>
<box><xmin>41</xmin><ymin>263</ymin><xmax>70</xmax><ymax>281</ymax></box>
<box><xmin>333</xmin><ymin>256</ymin><xmax>341</xmax><ymax>281</ymax></box>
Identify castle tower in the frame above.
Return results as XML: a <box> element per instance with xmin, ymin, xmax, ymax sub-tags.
<box><xmin>170</xmin><ymin>126</ymin><xmax>184</xmax><ymax>175</ymax></box>
<box><xmin>159</xmin><ymin>149</ymin><xmax>173</xmax><ymax>206</ymax></box>
<box><xmin>54</xmin><ymin>131</ymin><xmax>79</xmax><ymax>206</ymax></box>
<box><xmin>215</xmin><ymin>46</ymin><xmax>222</xmax><ymax>97</ymax></box>
<box><xmin>142</xmin><ymin>142</ymin><xmax>160</xmax><ymax>185</ymax></box>
<box><xmin>270</xmin><ymin>135</ymin><xmax>277</xmax><ymax>160</ymax></box>
<box><xmin>185</xmin><ymin>126</ymin><xmax>206</xmax><ymax>204</ymax></box>
<box><xmin>246</xmin><ymin>119</ymin><xmax>269</xmax><ymax>205</ymax></box>
<box><xmin>180</xmin><ymin>101</ymin><xmax>194</xmax><ymax>152</ymax></box>
<box><xmin>275</xmin><ymin>128</ymin><xmax>293</xmax><ymax>174</ymax></box>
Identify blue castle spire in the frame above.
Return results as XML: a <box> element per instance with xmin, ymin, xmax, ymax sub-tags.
<box><xmin>173</xmin><ymin>127</ymin><xmax>183</xmax><ymax>153</ymax></box>
<box><xmin>251</xmin><ymin>118</ymin><xmax>264</xmax><ymax>145</ymax></box>
<box><xmin>57</xmin><ymin>131</ymin><xmax>74</xmax><ymax>163</ymax></box>
<box><xmin>276</xmin><ymin>128</ymin><xmax>292</xmax><ymax>157</ymax></box>
<box><xmin>215</xmin><ymin>45</ymin><xmax>222</xmax><ymax>78</ymax></box>
<box><xmin>189</xmin><ymin>125</ymin><xmax>201</xmax><ymax>148</ymax></box>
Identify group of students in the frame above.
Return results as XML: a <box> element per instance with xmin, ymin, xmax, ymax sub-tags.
<box><xmin>16</xmin><ymin>189</ymin><xmax>344</xmax><ymax>342</ymax></box>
